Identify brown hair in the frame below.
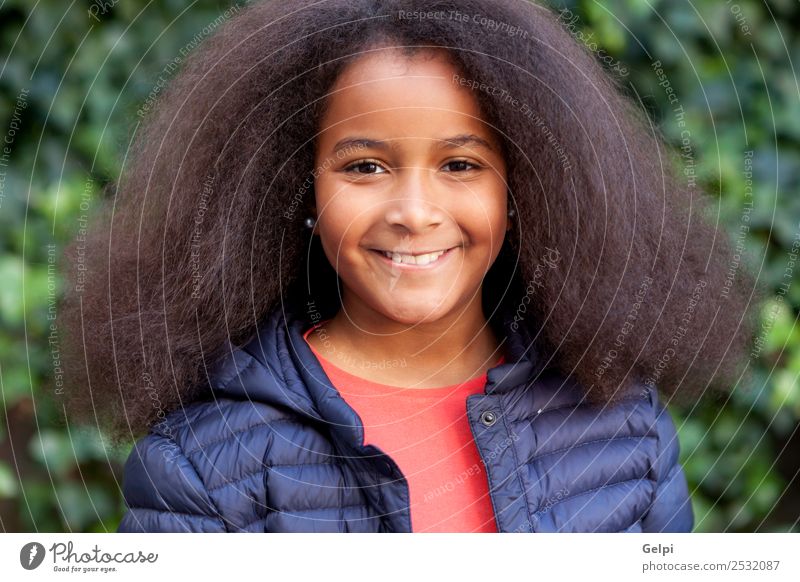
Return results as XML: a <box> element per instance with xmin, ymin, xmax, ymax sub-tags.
<box><xmin>57</xmin><ymin>0</ymin><xmax>763</xmax><ymax>444</ymax></box>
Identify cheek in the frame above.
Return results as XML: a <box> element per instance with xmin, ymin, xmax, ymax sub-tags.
<box><xmin>316</xmin><ymin>208</ymin><xmax>368</xmax><ymax>268</ymax></box>
<box><xmin>314</xmin><ymin>176</ymin><xmax>351</xmax><ymax>256</ymax></box>
<box><xmin>489</xmin><ymin>186</ymin><xmax>509</xmax><ymax>243</ymax></box>
<box><xmin>465</xmin><ymin>193</ymin><xmax>508</xmax><ymax>245</ymax></box>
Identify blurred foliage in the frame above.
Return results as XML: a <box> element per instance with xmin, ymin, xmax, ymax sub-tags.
<box><xmin>0</xmin><ymin>0</ymin><xmax>798</xmax><ymax>532</ymax></box>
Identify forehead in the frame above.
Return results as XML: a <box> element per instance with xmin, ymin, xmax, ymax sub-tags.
<box><xmin>318</xmin><ymin>49</ymin><xmax>491</xmax><ymax>137</ymax></box>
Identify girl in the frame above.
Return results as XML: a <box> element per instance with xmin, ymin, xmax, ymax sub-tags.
<box><xmin>58</xmin><ymin>0</ymin><xmax>760</xmax><ymax>532</ymax></box>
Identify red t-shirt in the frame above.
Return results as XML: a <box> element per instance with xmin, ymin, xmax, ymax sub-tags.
<box><xmin>303</xmin><ymin>321</ymin><xmax>505</xmax><ymax>532</ymax></box>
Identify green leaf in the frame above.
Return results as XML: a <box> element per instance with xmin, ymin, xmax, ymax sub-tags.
<box><xmin>0</xmin><ymin>461</ymin><xmax>19</xmax><ymax>498</ymax></box>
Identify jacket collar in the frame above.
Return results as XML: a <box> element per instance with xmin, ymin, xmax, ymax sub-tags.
<box><xmin>211</xmin><ymin>300</ymin><xmax>550</xmax><ymax>448</ymax></box>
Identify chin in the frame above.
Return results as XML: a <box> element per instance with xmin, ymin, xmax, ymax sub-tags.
<box><xmin>378</xmin><ymin>301</ymin><xmax>453</xmax><ymax>325</ymax></box>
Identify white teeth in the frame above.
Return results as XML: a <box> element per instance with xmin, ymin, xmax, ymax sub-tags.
<box><xmin>381</xmin><ymin>249</ymin><xmax>448</xmax><ymax>265</ymax></box>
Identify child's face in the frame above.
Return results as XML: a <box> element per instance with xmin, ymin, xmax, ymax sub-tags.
<box><xmin>312</xmin><ymin>48</ymin><xmax>509</xmax><ymax>325</ymax></box>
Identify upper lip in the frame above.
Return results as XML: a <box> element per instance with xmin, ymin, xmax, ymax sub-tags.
<box><xmin>371</xmin><ymin>246</ymin><xmax>458</xmax><ymax>256</ymax></box>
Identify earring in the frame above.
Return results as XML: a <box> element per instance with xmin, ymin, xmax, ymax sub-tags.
<box><xmin>507</xmin><ymin>208</ymin><xmax>516</xmax><ymax>218</ymax></box>
<box><xmin>304</xmin><ymin>216</ymin><xmax>316</xmax><ymax>229</ymax></box>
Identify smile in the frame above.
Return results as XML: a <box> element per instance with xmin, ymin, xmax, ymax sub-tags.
<box><xmin>369</xmin><ymin>246</ymin><xmax>459</xmax><ymax>268</ymax></box>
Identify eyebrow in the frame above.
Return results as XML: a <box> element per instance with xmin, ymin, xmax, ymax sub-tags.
<box><xmin>332</xmin><ymin>133</ymin><xmax>496</xmax><ymax>155</ymax></box>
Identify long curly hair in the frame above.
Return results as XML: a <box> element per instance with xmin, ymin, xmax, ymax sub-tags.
<box><xmin>56</xmin><ymin>0</ymin><xmax>763</xmax><ymax>444</ymax></box>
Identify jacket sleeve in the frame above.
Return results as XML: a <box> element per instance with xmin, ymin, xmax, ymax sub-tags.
<box><xmin>117</xmin><ymin>431</ymin><xmax>227</xmax><ymax>532</ymax></box>
<box><xmin>641</xmin><ymin>397</ymin><xmax>694</xmax><ymax>532</ymax></box>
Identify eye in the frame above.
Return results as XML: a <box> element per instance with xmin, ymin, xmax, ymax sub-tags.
<box><xmin>443</xmin><ymin>159</ymin><xmax>480</xmax><ymax>172</ymax></box>
<box><xmin>343</xmin><ymin>160</ymin><xmax>387</xmax><ymax>175</ymax></box>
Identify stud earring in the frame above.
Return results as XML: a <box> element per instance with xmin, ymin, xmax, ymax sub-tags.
<box><xmin>304</xmin><ymin>216</ymin><xmax>316</xmax><ymax>229</ymax></box>
<box><xmin>507</xmin><ymin>208</ymin><xmax>516</xmax><ymax>218</ymax></box>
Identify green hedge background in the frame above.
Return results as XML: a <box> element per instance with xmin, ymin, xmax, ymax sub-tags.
<box><xmin>0</xmin><ymin>0</ymin><xmax>798</xmax><ymax>532</ymax></box>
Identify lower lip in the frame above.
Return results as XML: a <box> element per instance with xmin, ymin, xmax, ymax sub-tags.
<box><xmin>369</xmin><ymin>246</ymin><xmax>460</xmax><ymax>270</ymax></box>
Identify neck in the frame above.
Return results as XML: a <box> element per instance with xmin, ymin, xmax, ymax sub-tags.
<box><xmin>307</xmin><ymin>293</ymin><xmax>505</xmax><ymax>388</ymax></box>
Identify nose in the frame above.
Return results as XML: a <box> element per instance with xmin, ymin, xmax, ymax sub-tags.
<box><xmin>383</xmin><ymin>168</ymin><xmax>446</xmax><ymax>233</ymax></box>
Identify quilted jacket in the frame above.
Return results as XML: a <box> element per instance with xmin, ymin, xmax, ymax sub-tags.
<box><xmin>117</xmin><ymin>301</ymin><xmax>694</xmax><ymax>533</ymax></box>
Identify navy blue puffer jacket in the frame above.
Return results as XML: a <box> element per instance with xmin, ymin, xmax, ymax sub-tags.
<box><xmin>117</xmin><ymin>302</ymin><xmax>694</xmax><ymax>533</ymax></box>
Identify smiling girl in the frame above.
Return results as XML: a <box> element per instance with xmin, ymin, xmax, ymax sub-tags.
<box><xmin>58</xmin><ymin>0</ymin><xmax>760</xmax><ymax>533</ymax></box>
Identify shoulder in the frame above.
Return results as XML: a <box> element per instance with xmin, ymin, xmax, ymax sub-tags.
<box><xmin>640</xmin><ymin>384</ymin><xmax>694</xmax><ymax>531</ymax></box>
<box><xmin>522</xmin><ymin>372</ymin><xmax>682</xmax><ymax>482</ymax></box>
<box><xmin>151</xmin><ymin>395</ymin><xmax>288</xmax><ymax>484</ymax></box>
<box><xmin>641</xmin><ymin>385</ymin><xmax>684</xmax><ymax>481</ymax></box>
<box><xmin>118</xmin><ymin>397</ymin><xmax>283</xmax><ymax>532</ymax></box>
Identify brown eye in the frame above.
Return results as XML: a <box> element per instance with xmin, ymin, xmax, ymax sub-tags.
<box><xmin>345</xmin><ymin>160</ymin><xmax>387</xmax><ymax>174</ymax></box>
<box><xmin>443</xmin><ymin>160</ymin><xmax>479</xmax><ymax>172</ymax></box>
